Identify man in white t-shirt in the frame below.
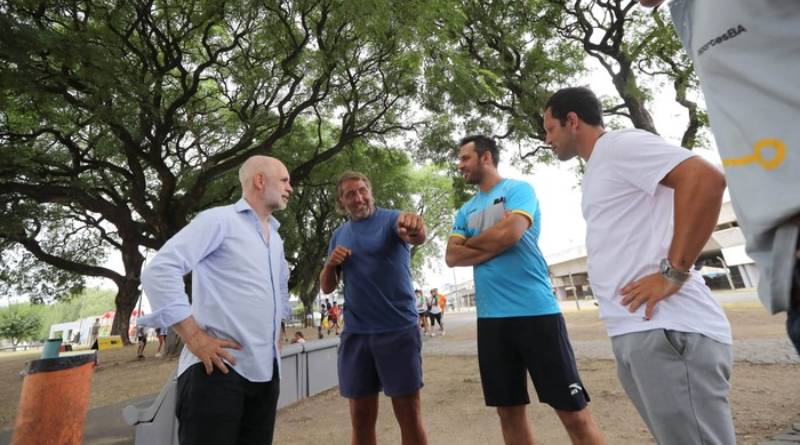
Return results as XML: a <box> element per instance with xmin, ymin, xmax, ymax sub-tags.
<box><xmin>543</xmin><ymin>86</ymin><xmax>735</xmax><ymax>444</ymax></box>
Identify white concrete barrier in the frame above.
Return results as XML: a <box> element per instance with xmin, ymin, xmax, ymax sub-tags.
<box><xmin>123</xmin><ymin>337</ymin><xmax>340</xmax><ymax>444</ymax></box>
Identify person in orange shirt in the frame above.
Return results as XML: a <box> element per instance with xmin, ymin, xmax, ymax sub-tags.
<box><xmin>435</xmin><ymin>290</ymin><xmax>447</xmax><ymax>312</ymax></box>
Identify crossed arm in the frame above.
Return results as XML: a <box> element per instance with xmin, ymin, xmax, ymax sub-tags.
<box><xmin>445</xmin><ymin>212</ymin><xmax>531</xmax><ymax>267</ymax></box>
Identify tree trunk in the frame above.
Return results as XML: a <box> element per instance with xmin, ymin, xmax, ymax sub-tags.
<box><xmin>110</xmin><ymin>243</ymin><xmax>145</xmax><ymax>345</ymax></box>
<box><xmin>111</xmin><ymin>279</ymin><xmax>139</xmax><ymax>344</ymax></box>
<box><xmin>612</xmin><ymin>66</ymin><xmax>658</xmax><ymax>134</ymax></box>
<box><xmin>674</xmin><ymin>76</ymin><xmax>702</xmax><ymax>149</ymax></box>
<box><xmin>166</xmin><ymin>329</ymin><xmax>184</xmax><ymax>358</ymax></box>
<box><xmin>299</xmin><ymin>273</ymin><xmax>322</xmax><ymax>329</ymax></box>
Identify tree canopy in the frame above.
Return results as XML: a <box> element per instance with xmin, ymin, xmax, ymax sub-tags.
<box><xmin>0</xmin><ymin>0</ymin><xmax>707</xmax><ymax>341</ymax></box>
<box><xmin>1</xmin><ymin>0</ymin><xmax>427</xmax><ymax>340</ymax></box>
<box><xmin>0</xmin><ymin>304</ymin><xmax>42</xmax><ymax>348</ymax></box>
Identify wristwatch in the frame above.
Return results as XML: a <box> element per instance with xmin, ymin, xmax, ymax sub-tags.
<box><xmin>660</xmin><ymin>258</ymin><xmax>690</xmax><ymax>284</ymax></box>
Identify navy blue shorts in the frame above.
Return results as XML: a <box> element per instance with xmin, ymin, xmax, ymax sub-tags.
<box><xmin>338</xmin><ymin>324</ymin><xmax>423</xmax><ymax>398</ymax></box>
<box><xmin>477</xmin><ymin>313</ymin><xmax>590</xmax><ymax>411</ymax></box>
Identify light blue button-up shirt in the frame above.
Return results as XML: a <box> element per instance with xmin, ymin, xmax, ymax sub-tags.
<box><xmin>141</xmin><ymin>199</ymin><xmax>290</xmax><ymax>382</ymax></box>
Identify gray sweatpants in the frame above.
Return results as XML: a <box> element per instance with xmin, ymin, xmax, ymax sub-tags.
<box><xmin>611</xmin><ymin>329</ymin><xmax>735</xmax><ymax>445</ymax></box>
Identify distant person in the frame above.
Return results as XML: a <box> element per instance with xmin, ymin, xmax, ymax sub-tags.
<box><xmin>416</xmin><ymin>289</ymin><xmax>430</xmax><ymax>335</ymax></box>
<box><xmin>446</xmin><ymin>135</ymin><xmax>604</xmax><ymax>445</ymax></box>
<box><xmin>141</xmin><ymin>155</ymin><xmax>293</xmax><ymax>445</ymax></box>
<box><xmin>638</xmin><ymin>0</ymin><xmax>800</xmax><ymax>356</ymax></box>
<box><xmin>427</xmin><ymin>290</ymin><xmax>444</xmax><ymax>336</ymax></box>
<box><xmin>436</xmin><ymin>289</ymin><xmax>447</xmax><ymax>313</ymax></box>
<box><xmin>89</xmin><ymin>318</ymin><xmax>100</xmax><ymax>349</ymax></box>
<box><xmin>291</xmin><ymin>331</ymin><xmax>306</xmax><ymax>344</ymax></box>
<box><xmin>320</xmin><ymin>171</ymin><xmax>428</xmax><ymax>445</ymax></box>
<box><xmin>136</xmin><ymin>326</ymin><xmax>147</xmax><ymax>359</ymax></box>
<box><xmin>328</xmin><ymin>301</ymin><xmax>340</xmax><ymax>336</ymax></box>
<box><xmin>544</xmin><ymin>87</ymin><xmax>734</xmax><ymax>443</ymax></box>
<box><xmin>318</xmin><ymin>302</ymin><xmax>328</xmax><ymax>339</ymax></box>
<box><xmin>155</xmin><ymin>325</ymin><xmax>167</xmax><ymax>358</ymax></box>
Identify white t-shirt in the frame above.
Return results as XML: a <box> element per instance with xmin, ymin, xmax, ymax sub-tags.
<box><xmin>582</xmin><ymin>129</ymin><xmax>732</xmax><ymax>344</ymax></box>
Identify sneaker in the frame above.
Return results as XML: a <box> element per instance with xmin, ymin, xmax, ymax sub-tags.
<box><xmin>440</xmin><ymin>331</ymin><xmax>446</xmax><ymax>336</ymax></box>
<box><xmin>155</xmin><ymin>352</ymin><xmax>162</xmax><ymax>358</ymax></box>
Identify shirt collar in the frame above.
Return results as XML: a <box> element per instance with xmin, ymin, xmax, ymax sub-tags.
<box><xmin>234</xmin><ymin>198</ymin><xmax>281</xmax><ymax>229</ymax></box>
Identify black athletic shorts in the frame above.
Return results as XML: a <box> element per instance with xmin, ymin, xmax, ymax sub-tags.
<box><xmin>477</xmin><ymin>313</ymin><xmax>589</xmax><ymax>411</ymax></box>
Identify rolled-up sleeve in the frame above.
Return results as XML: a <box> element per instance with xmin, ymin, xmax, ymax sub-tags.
<box><xmin>141</xmin><ymin>210</ymin><xmax>226</xmax><ymax>328</ymax></box>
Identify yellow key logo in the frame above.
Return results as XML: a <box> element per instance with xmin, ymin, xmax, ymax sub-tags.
<box><xmin>722</xmin><ymin>138</ymin><xmax>786</xmax><ymax>170</ymax></box>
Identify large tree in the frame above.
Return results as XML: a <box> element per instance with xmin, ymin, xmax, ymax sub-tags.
<box><xmin>0</xmin><ymin>0</ymin><xmax>423</xmax><ymax>342</ymax></box>
<box><xmin>415</xmin><ymin>0</ymin><xmax>581</xmax><ymax>163</ymax></box>
<box><xmin>414</xmin><ymin>0</ymin><xmax>706</xmax><ymax>166</ymax></box>
<box><xmin>1</xmin><ymin>0</ymin><xmax>709</xmax><ymax>343</ymax></box>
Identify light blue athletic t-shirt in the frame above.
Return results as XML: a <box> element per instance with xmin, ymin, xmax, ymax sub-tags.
<box><xmin>452</xmin><ymin>179</ymin><xmax>560</xmax><ymax>318</ymax></box>
<box><xmin>327</xmin><ymin>207</ymin><xmax>418</xmax><ymax>333</ymax></box>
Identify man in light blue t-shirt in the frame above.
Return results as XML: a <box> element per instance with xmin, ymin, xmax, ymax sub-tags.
<box><xmin>445</xmin><ymin>135</ymin><xmax>604</xmax><ymax>445</ymax></box>
<box><xmin>320</xmin><ymin>171</ymin><xmax>428</xmax><ymax>445</ymax></box>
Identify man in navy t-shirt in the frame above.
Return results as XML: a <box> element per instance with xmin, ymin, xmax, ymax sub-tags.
<box><xmin>446</xmin><ymin>135</ymin><xmax>605</xmax><ymax>445</ymax></box>
<box><xmin>320</xmin><ymin>171</ymin><xmax>428</xmax><ymax>445</ymax></box>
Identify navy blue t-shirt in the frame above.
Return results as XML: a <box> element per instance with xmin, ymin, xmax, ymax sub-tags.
<box><xmin>327</xmin><ymin>207</ymin><xmax>418</xmax><ymax>333</ymax></box>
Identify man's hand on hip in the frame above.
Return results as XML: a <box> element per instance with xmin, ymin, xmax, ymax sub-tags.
<box><xmin>621</xmin><ymin>273</ymin><xmax>683</xmax><ymax>320</ymax></box>
<box><xmin>185</xmin><ymin>330</ymin><xmax>242</xmax><ymax>375</ymax></box>
<box><xmin>173</xmin><ymin>316</ymin><xmax>242</xmax><ymax>375</ymax></box>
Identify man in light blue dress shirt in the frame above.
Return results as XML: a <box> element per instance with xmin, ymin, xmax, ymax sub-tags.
<box><xmin>141</xmin><ymin>155</ymin><xmax>293</xmax><ymax>445</ymax></box>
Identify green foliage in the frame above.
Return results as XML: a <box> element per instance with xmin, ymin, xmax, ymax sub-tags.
<box><xmin>0</xmin><ymin>304</ymin><xmax>42</xmax><ymax>346</ymax></box>
<box><xmin>414</xmin><ymin>0</ymin><xmax>583</xmax><ymax>165</ymax></box>
<box><xmin>407</xmin><ymin>164</ymin><xmax>457</xmax><ymax>281</ymax></box>
<box><xmin>277</xmin><ymin>127</ymin><xmax>420</xmax><ymax>312</ymax></box>
<box><xmin>0</xmin><ymin>0</ymin><xmax>427</xmax><ymax>337</ymax></box>
<box><xmin>34</xmin><ymin>287</ymin><xmax>116</xmax><ymax>339</ymax></box>
<box><xmin>0</xmin><ymin>242</ymin><xmax>86</xmax><ymax>304</ymax></box>
<box><xmin>0</xmin><ymin>0</ymin><xmax>708</xmax><ymax>338</ymax></box>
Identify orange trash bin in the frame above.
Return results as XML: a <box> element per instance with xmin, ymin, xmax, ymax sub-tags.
<box><xmin>11</xmin><ymin>352</ymin><xmax>97</xmax><ymax>445</ymax></box>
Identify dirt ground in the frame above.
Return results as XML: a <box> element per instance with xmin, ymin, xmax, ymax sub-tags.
<box><xmin>274</xmin><ymin>302</ymin><xmax>800</xmax><ymax>444</ymax></box>
<box><xmin>1</xmin><ymin>302</ymin><xmax>798</xmax><ymax>444</ymax></box>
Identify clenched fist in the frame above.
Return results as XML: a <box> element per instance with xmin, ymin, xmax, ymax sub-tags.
<box><xmin>398</xmin><ymin>212</ymin><xmax>425</xmax><ymax>238</ymax></box>
<box><xmin>326</xmin><ymin>245</ymin><xmax>352</xmax><ymax>267</ymax></box>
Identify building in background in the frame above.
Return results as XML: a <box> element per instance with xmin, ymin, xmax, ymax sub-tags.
<box><xmin>441</xmin><ymin>200</ymin><xmax>757</xmax><ymax>307</ymax></box>
<box><xmin>547</xmin><ymin>200</ymin><xmax>758</xmax><ymax>301</ymax></box>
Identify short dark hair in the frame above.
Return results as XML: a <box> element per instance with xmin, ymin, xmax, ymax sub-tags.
<box><xmin>459</xmin><ymin>135</ymin><xmax>499</xmax><ymax>166</ymax></box>
<box><xmin>544</xmin><ymin>87</ymin><xmax>604</xmax><ymax>127</ymax></box>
